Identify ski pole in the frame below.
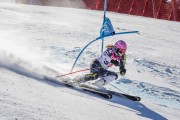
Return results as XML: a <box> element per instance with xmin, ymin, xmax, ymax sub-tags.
<box><xmin>55</xmin><ymin>68</ymin><xmax>91</xmax><ymax>78</ymax></box>
<box><xmin>109</xmin><ymin>82</ymin><xmax>127</xmax><ymax>94</ymax></box>
<box><xmin>56</xmin><ymin>64</ymin><xmax>120</xmax><ymax>78</ymax></box>
<box><xmin>55</xmin><ymin>66</ymin><xmax>104</xmax><ymax>78</ymax></box>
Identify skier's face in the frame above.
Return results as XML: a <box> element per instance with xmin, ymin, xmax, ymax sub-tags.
<box><xmin>118</xmin><ymin>48</ymin><xmax>126</xmax><ymax>54</ymax></box>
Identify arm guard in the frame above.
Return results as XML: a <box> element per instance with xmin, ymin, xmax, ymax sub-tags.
<box><xmin>119</xmin><ymin>54</ymin><xmax>126</xmax><ymax>70</ymax></box>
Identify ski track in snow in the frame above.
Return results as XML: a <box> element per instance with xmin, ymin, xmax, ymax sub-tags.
<box><xmin>134</xmin><ymin>58</ymin><xmax>180</xmax><ymax>88</ymax></box>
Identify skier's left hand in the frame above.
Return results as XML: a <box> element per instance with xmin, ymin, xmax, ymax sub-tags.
<box><xmin>120</xmin><ymin>69</ymin><xmax>126</xmax><ymax>76</ymax></box>
<box><xmin>111</xmin><ymin>60</ymin><xmax>119</xmax><ymax>66</ymax></box>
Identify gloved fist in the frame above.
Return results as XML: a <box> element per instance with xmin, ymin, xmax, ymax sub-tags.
<box><xmin>111</xmin><ymin>60</ymin><xmax>119</xmax><ymax>66</ymax></box>
<box><xmin>120</xmin><ymin>69</ymin><xmax>126</xmax><ymax>76</ymax></box>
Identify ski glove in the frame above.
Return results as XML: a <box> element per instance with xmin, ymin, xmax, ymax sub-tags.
<box><xmin>120</xmin><ymin>69</ymin><xmax>126</xmax><ymax>76</ymax></box>
<box><xmin>111</xmin><ymin>60</ymin><xmax>119</xmax><ymax>66</ymax></box>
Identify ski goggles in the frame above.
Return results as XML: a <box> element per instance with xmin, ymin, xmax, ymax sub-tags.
<box><xmin>118</xmin><ymin>48</ymin><xmax>126</xmax><ymax>54</ymax></box>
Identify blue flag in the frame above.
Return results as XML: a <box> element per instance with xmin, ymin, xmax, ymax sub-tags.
<box><xmin>100</xmin><ymin>17</ymin><xmax>115</xmax><ymax>36</ymax></box>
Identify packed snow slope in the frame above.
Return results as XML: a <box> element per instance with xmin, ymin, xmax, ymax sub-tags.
<box><xmin>0</xmin><ymin>3</ymin><xmax>180</xmax><ymax>120</ymax></box>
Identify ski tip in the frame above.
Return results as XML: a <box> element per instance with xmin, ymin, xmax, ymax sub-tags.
<box><xmin>105</xmin><ymin>94</ymin><xmax>113</xmax><ymax>99</ymax></box>
<box><xmin>136</xmin><ymin>97</ymin><xmax>141</xmax><ymax>101</ymax></box>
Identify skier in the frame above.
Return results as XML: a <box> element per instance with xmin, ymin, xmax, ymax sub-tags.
<box><xmin>74</xmin><ymin>40</ymin><xmax>127</xmax><ymax>87</ymax></box>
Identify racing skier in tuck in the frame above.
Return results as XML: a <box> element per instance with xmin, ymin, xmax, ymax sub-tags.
<box><xmin>74</xmin><ymin>40</ymin><xmax>127</xmax><ymax>88</ymax></box>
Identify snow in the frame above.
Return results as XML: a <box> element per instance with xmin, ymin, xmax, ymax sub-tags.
<box><xmin>0</xmin><ymin>3</ymin><xmax>180</xmax><ymax>120</ymax></box>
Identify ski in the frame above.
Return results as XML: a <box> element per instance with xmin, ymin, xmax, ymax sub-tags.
<box><xmin>63</xmin><ymin>81</ymin><xmax>112</xmax><ymax>99</ymax></box>
<box><xmin>106</xmin><ymin>90</ymin><xmax>141</xmax><ymax>101</ymax></box>
<box><xmin>80</xmin><ymin>86</ymin><xmax>112</xmax><ymax>99</ymax></box>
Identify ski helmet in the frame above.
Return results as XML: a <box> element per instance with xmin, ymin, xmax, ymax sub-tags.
<box><xmin>114</xmin><ymin>40</ymin><xmax>127</xmax><ymax>53</ymax></box>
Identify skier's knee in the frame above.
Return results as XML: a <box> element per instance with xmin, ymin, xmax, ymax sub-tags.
<box><xmin>107</xmin><ymin>71</ymin><xmax>118</xmax><ymax>80</ymax></box>
<box><xmin>94</xmin><ymin>74</ymin><xmax>117</xmax><ymax>87</ymax></box>
<box><xmin>103</xmin><ymin>75</ymin><xmax>117</xmax><ymax>84</ymax></box>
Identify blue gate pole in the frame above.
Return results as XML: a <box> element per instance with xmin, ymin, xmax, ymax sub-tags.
<box><xmin>71</xmin><ymin>39</ymin><xmax>100</xmax><ymax>72</ymax></box>
<box><xmin>101</xmin><ymin>0</ymin><xmax>107</xmax><ymax>53</ymax></box>
<box><xmin>104</xmin><ymin>0</ymin><xmax>107</xmax><ymax>19</ymax></box>
<box><xmin>101</xmin><ymin>38</ymin><xmax>104</xmax><ymax>53</ymax></box>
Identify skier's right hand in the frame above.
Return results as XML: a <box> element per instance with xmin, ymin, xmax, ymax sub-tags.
<box><xmin>120</xmin><ymin>69</ymin><xmax>126</xmax><ymax>76</ymax></box>
<box><xmin>111</xmin><ymin>60</ymin><xmax>119</xmax><ymax>66</ymax></box>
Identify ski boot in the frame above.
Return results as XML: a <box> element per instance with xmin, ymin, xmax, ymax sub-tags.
<box><xmin>78</xmin><ymin>78</ymin><xmax>106</xmax><ymax>91</ymax></box>
<box><xmin>72</xmin><ymin>75</ymin><xmax>86</xmax><ymax>84</ymax></box>
<box><xmin>73</xmin><ymin>73</ymin><xmax>98</xmax><ymax>85</ymax></box>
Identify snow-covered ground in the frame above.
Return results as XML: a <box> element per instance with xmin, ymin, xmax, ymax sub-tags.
<box><xmin>0</xmin><ymin>3</ymin><xmax>179</xmax><ymax>120</ymax></box>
